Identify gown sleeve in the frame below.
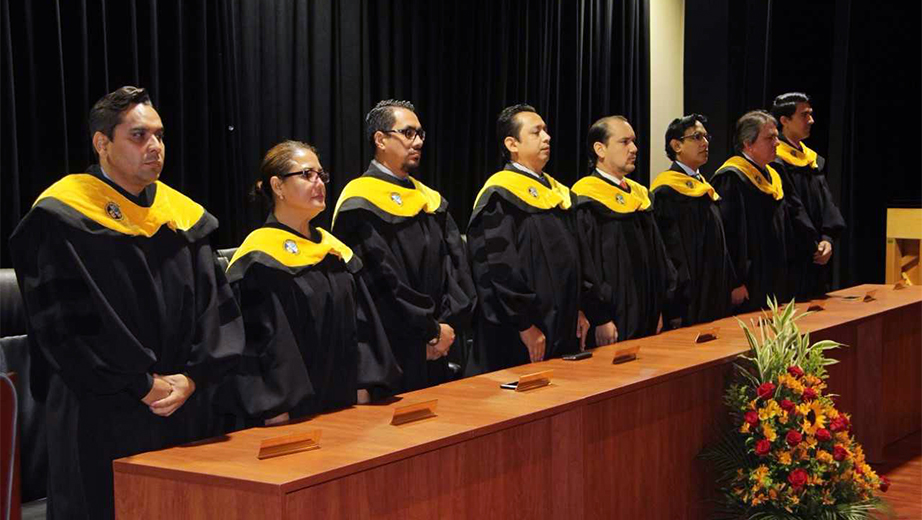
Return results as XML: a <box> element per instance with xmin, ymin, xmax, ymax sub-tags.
<box><xmin>12</xmin><ymin>212</ymin><xmax>158</xmax><ymax>400</ymax></box>
<box><xmin>436</xmin><ymin>212</ymin><xmax>477</xmax><ymax>329</ymax></box>
<box><xmin>183</xmin><ymin>241</ymin><xmax>245</xmax><ymax>390</ymax></box>
<box><xmin>652</xmin><ymin>192</ymin><xmax>690</xmax><ymax>322</ymax></box>
<box><xmin>712</xmin><ymin>173</ymin><xmax>750</xmax><ymax>287</ymax></box>
<box><xmin>353</xmin><ymin>272</ymin><xmax>403</xmax><ymax>398</ymax></box>
<box><xmin>229</xmin><ymin>265</ymin><xmax>313</xmax><ymax>420</ymax></box>
<box><xmin>813</xmin><ymin>171</ymin><xmax>846</xmax><ymax>243</ymax></box>
<box><xmin>468</xmin><ymin>197</ymin><xmax>542</xmax><ymax>331</ymax></box>
<box><xmin>335</xmin><ymin>212</ymin><xmax>441</xmax><ymax>345</ymax></box>
<box><xmin>575</xmin><ymin>205</ymin><xmax>615</xmax><ymax>326</ymax></box>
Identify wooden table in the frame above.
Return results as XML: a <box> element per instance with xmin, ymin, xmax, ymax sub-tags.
<box><xmin>114</xmin><ymin>284</ymin><xmax>921</xmax><ymax>519</ymax></box>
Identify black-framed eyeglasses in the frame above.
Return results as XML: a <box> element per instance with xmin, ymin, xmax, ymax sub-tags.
<box><xmin>679</xmin><ymin>132</ymin><xmax>712</xmax><ymax>142</ymax></box>
<box><xmin>279</xmin><ymin>169</ymin><xmax>330</xmax><ymax>184</ymax></box>
<box><xmin>384</xmin><ymin>127</ymin><xmax>426</xmax><ymax>141</ymax></box>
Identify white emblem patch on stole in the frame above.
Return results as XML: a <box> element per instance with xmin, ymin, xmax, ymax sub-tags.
<box><xmin>615</xmin><ymin>194</ymin><xmax>625</xmax><ymax>205</ymax></box>
<box><xmin>105</xmin><ymin>202</ymin><xmax>123</xmax><ymax>221</ymax></box>
<box><xmin>390</xmin><ymin>193</ymin><xmax>403</xmax><ymax>206</ymax></box>
<box><xmin>283</xmin><ymin>239</ymin><xmax>299</xmax><ymax>255</ymax></box>
<box><xmin>528</xmin><ymin>187</ymin><xmax>539</xmax><ymax>198</ymax></box>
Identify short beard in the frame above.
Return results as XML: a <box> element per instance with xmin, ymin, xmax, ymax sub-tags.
<box><xmin>402</xmin><ymin>159</ymin><xmax>420</xmax><ymax>173</ymax></box>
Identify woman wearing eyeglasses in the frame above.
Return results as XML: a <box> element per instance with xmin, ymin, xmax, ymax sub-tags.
<box><xmin>222</xmin><ymin>140</ymin><xmax>399</xmax><ymax>426</ymax></box>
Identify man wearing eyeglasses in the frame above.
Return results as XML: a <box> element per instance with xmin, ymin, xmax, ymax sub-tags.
<box><xmin>570</xmin><ymin>115</ymin><xmax>675</xmax><ymax>342</ymax></box>
<box><xmin>465</xmin><ymin>104</ymin><xmax>590</xmax><ymax>374</ymax></box>
<box><xmin>9</xmin><ymin>86</ymin><xmax>244</xmax><ymax>519</ymax></box>
<box><xmin>650</xmin><ymin>114</ymin><xmax>738</xmax><ymax>327</ymax></box>
<box><xmin>332</xmin><ymin>99</ymin><xmax>476</xmax><ymax>394</ymax></box>
<box><xmin>770</xmin><ymin>93</ymin><xmax>845</xmax><ymax>299</ymax></box>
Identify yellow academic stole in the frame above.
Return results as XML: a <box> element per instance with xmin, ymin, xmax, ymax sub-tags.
<box><xmin>650</xmin><ymin>171</ymin><xmax>720</xmax><ymax>201</ymax></box>
<box><xmin>717</xmin><ymin>156</ymin><xmax>784</xmax><ymax>200</ymax></box>
<box><xmin>34</xmin><ymin>174</ymin><xmax>205</xmax><ymax>236</ymax></box>
<box><xmin>332</xmin><ymin>175</ymin><xmax>442</xmax><ymax>225</ymax></box>
<box><xmin>571</xmin><ymin>175</ymin><xmax>651</xmax><ymax>213</ymax></box>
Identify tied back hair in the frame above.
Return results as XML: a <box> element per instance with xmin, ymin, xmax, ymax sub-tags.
<box><xmin>251</xmin><ymin>140</ymin><xmax>319</xmax><ymax>209</ymax></box>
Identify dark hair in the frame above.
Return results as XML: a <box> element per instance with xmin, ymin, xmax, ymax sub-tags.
<box><xmin>365</xmin><ymin>99</ymin><xmax>416</xmax><ymax>147</ymax></box>
<box><xmin>252</xmin><ymin>140</ymin><xmax>320</xmax><ymax>208</ymax></box>
<box><xmin>496</xmin><ymin>104</ymin><xmax>537</xmax><ymax>163</ymax></box>
<box><xmin>88</xmin><ymin>86</ymin><xmax>152</xmax><ymax>155</ymax></box>
<box><xmin>734</xmin><ymin>110</ymin><xmax>778</xmax><ymax>153</ymax></box>
<box><xmin>664</xmin><ymin>113</ymin><xmax>708</xmax><ymax>160</ymax></box>
<box><xmin>586</xmin><ymin>115</ymin><xmax>628</xmax><ymax>170</ymax></box>
<box><xmin>771</xmin><ymin>92</ymin><xmax>811</xmax><ymax>123</ymax></box>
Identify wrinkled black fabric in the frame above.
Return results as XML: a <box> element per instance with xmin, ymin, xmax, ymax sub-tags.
<box><xmin>466</xmin><ymin>165</ymin><xmax>582</xmax><ymax>374</ymax></box>
<box><xmin>333</xmin><ymin>164</ymin><xmax>476</xmax><ymax>393</ymax></box>
<box><xmin>653</xmin><ymin>163</ymin><xmax>735</xmax><ymax>326</ymax></box>
<box><xmin>9</xmin><ymin>181</ymin><xmax>244</xmax><ymax>520</ymax></box>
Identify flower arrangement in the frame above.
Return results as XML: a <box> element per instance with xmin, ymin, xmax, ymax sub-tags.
<box><xmin>702</xmin><ymin>299</ymin><xmax>890</xmax><ymax>519</ymax></box>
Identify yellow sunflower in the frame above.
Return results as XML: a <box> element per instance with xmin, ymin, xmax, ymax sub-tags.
<box><xmin>801</xmin><ymin>400</ymin><xmax>827</xmax><ymax>435</ymax></box>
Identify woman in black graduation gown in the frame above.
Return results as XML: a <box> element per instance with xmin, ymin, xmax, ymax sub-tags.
<box><xmin>223</xmin><ymin>141</ymin><xmax>399</xmax><ymax>426</ymax></box>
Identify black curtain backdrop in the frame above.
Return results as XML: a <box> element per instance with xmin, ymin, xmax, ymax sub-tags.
<box><xmin>685</xmin><ymin>0</ymin><xmax>921</xmax><ymax>290</ymax></box>
<box><xmin>1</xmin><ymin>0</ymin><xmax>650</xmax><ymax>267</ymax></box>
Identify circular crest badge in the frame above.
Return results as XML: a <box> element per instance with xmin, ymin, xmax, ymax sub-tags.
<box><xmin>390</xmin><ymin>193</ymin><xmax>403</xmax><ymax>206</ymax></box>
<box><xmin>615</xmin><ymin>194</ymin><xmax>625</xmax><ymax>205</ymax></box>
<box><xmin>528</xmin><ymin>186</ymin><xmax>539</xmax><ymax>198</ymax></box>
<box><xmin>283</xmin><ymin>239</ymin><xmax>300</xmax><ymax>255</ymax></box>
<box><xmin>756</xmin><ymin>176</ymin><xmax>763</xmax><ymax>184</ymax></box>
<box><xmin>105</xmin><ymin>201</ymin><xmax>123</xmax><ymax>221</ymax></box>
<box><xmin>685</xmin><ymin>180</ymin><xmax>694</xmax><ymax>189</ymax></box>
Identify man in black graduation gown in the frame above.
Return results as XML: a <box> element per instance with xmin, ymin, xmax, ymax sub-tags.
<box><xmin>572</xmin><ymin>116</ymin><xmax>676</xmax><ymax>342</ymax></box>
<box><xmin>651</xmin><ymin>114</ymin><xmax>741</xmax><ymax>327</ymax></box>
<box><xmin>332</xmin><ymin>100</ymin><xmax>476</xmax><ymax>394</ymax></box>
<box><xmin>771</xmin><ymin>93</ymin><xmax>846</xmax><ymax>298</ymax></box>
<box><xmin>711</xmin><ymin>110</ymin><xmax>815</xmax><ymax>311</ymax></box>
<box><xmin>466</xmin><ymin>104</ymin><xmax>590</xmax><ymax>374</ymax></box>
<box><xmin>9</xmin><ymin>86</ymin><xmax>244</xmax><ymax>519</ymax></box>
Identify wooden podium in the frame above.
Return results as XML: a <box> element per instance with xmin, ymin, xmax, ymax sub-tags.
<box><xmin>886</xmin><ymin>208</ymin><xmax>921</xmax><ymax>284</ymax></box>
<box><xmin>114</xmin><ymin>285</ymin><xmax>921</xmax><ymax>520</ymax></box>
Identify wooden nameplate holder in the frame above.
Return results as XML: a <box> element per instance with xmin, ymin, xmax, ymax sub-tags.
<box><xmin>391</xmin><ymin>399</ymin><xmax>438</xmax><ymax>425</ymax></box>
<box><xmin>694</xmin><ymin>327</ymin><xmax>720</xmax><ymax>344</ymax></box>
<box><xmin>612</xmin><ymin>344</ymin><xmax>640</xmax><ymax>364</ymax></box>
<box><xmin>863</xmin><ymin>289</ymin><xmax>877</xmax><ymax>302</ymax></box>
<box><xmin>257</xmin><ymin>429</ymin><xmax>321</xmax><ymax>460</ymax></box>
<box><xmin>514</xmin><ymin>370</ymin><xmax>553</xmax><ymax>392</ymax></box>
<box><xmin>893</xmin><ymin>280</ymin><xmax>910</xmax><ymax>290</ymax></box>
<box><xmin>806</xmin><ymin>301</ymin><xmax>826</xmax><ymax>312</ymax></box>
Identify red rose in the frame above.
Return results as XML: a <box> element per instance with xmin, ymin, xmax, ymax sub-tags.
<box><xmin>815</xmin><ymin>428</ymin><xmax>832</xmax><ymax>442</ymax></box>
<box><xmin>787</xmin><ymin>366</ymin><xmax>805</xmax><ymax>378</ymax></box>
<box><xmin>757</xmin><ymin>382</ymin><xmax>776</xmax><ymax>400</ymax></box>
<box><xmin>879</xmin><ymin>476</ymin><xmax>890</xmax><ymax>492</ymax></box>
<box><xmin>830</xmin><ymin>415</ymin><xmax>851</xmax><ymax>432</ymax></box>
<box><xmin>755</xmin><ymin>439</ymin><xmax>772</xmax><ymax>456</ymax></box>
<box><xmin>745</xmin><ymin>410</ymin><xmax>760</xmax><ymax>426</ymax></box>
<box><xmin>786</xmin><ymin>430</ymin><xmax>803</xmax><ymax>447</ymax></box>
<box><xmin>780</xmin><ymin>399</ymin><xmax>795</xmax><ymax>412</ymax></box>
<box><xmin>802</xmin><ymin>387</ymin><xmax>818</xmax><ymax>401</ymax></box>
<box><xmin>787</xmin><ymin>468</ymin><xmax>809</xmax><ymax>490</ymax></box>
<box><xmin>833</xmin><ymin>445</ymin><xmax>848</xmax><ymax>461</ymax></box>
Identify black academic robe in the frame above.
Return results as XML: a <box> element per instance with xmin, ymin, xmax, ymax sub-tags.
<box><xmin>9</xmin><ymin>166</ymin><xmax>244</xmax><ymax>520</ymax></box>
<box><xmin>651</xmin><ymin>163</ymin><xmax>736</xmax><ymax>326</ymax></box>
<box><xmin>574</xmin><ymin>171</ymin><xmax>676</xmax><ymax>341</ymax></box>
<box><xmin>712</xmin><ymin>156</ymin><xmax>813</xmax><ymax>311</ymax></box>
<box><xmin>331</xmin><ymin>163</ymin><xmax>476</xmax><ymax>394</ymax></box>
<box><xmin>773</xmin><ymin>138</ymin><xmax>846</xmax><ymax>298</ymax></box>
<box><xmin>222</xmin><ymin>219</ymin><xmax>401</xmax><ymax>424</ymax></box>
<box><xmin>465</xmin><ymin>164</ymin><xmax>582</xmax><ymax>374</ymax></box>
